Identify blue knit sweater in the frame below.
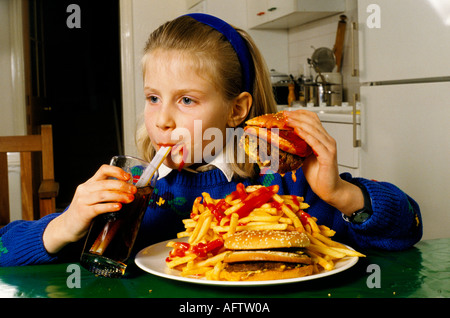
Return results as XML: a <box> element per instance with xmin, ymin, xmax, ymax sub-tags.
<box><xmin>0</xmin><ymin>168</ymin><xmax>422</xmax><ymax>266</ymax></box>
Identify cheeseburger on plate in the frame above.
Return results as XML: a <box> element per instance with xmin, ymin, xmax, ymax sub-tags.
<box><xmin>220</xmin><ymin>230</ymin><xmax>313</xmax><ymax>281</ymax></box>
<box><xmin>241</xmin><ymin>111</ymin><xmax>313</xmax><ymax>175</ymax></box>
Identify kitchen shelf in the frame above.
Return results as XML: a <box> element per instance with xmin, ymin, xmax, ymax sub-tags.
<box><xmin>248</xmin><ymin>0</ymin><xmax>346</xmax><ymax>29</ymax></box>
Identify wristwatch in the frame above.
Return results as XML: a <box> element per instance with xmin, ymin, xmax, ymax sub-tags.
<box><xmin>342</xmin><ymin>180</ymin><xmax>373</xmax><ymax>224</ymax></box>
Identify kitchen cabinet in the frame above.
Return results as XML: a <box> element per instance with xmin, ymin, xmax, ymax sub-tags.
<box><xmin>321</xmin><ymin>121</ymin><xmax>360</xmax><ymax>176</ymax></box>
<box><xmin>186</xmin><ymin>0</ymin><xmax>289</xmax><ymax>74</ymax></box>
<box><xmin>195</xmin><ymin>0</ymin><xmax>247</xmax><ymax>28</ymax></box>
<box><xmin>247</xmin><ymin>0</ymin><xmax>346</xmax><ymax>29</ymax></box>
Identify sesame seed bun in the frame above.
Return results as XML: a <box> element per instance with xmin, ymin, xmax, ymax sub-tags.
<box><xmin>219</xmin><ymin>263</ymin><xmax>313</xmax><ymax>282</ymax></box>
<box><xmin>245</xmin><ymin>112</ymin><xmax>291</xmax><ymax>130</ymax></box>
<box><xmin>224</xmin><ymin>230</ymin><xmax>310</xmax><ymax>250</ymax></box>
<box><xmin>243</xmin><ymin>112</ymin><xmax>313</xmax><ymax>157</ymax></box>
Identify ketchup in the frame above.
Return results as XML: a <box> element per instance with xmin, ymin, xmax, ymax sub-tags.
<box><xmin>233</xmin><ymin>185</ymin><xmax>278</xmax><ymax>218</ymax></box>
<box><xmin>278</xmin><ymin>130</ymin><xmax>313</xmax><ymax>157</ymax></box>
<box><xmin>192</xmin><ymin>239</ymin><xmax>224</xmax><ymax>258</ymax></box>
<box><xmin>208</xmin><ymin>199</ymin><xmax>229</xmax><ymax>222</ymax></box>
<box><xmin>291</xmin><ymin>195</ymin><xmax>300</xmax><ymax>206</ymax></box>
<box><xmin>235</xmin><ymin>183</ymin><xmax>247</xmax><ymax>200</ymax></box>
<box><xmin>167</xmin><ymin>242</ymin><xmax>190</xmax><ymax>260</ymax></box>
<box><xmin>177</xmin><ymin>145</ymin><xmax>188</xmax><ymax>171</ymax></box>
<box><xmin>299</xmin><ymin>211</ymin><xmax>312</xmax><ymax>226</ymax></box>
<box><xmin>167</xmin><ymin>239</ymin><xmax>224</xmax><ymax>262</ymax></box>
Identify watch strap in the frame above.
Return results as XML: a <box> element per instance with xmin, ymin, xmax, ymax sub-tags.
<box><xmin>342</xmin><ymin>180</ymin><xmax>373</xmax><ymax>224</ymax></box>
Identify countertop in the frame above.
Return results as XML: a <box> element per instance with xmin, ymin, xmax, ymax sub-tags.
<box><xmin>0</xmin><ymin>238</ymin><xmax>448</xmax><ymax>299</ymax></box>
<box><xmin>278</xmin><ymin>105</ymin><xmax>361</xmax><ymax>123</ymax></box>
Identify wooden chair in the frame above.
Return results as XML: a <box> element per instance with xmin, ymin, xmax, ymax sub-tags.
<box><xmin>0</xmin><ymin>125</ymin><xmax>59</xmax><ymax>226</ymax></box>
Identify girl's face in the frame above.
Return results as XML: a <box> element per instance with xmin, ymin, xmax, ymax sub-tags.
<box><xmin>143</xmin><ymin>49</ymin><xmax>232</xmax><ymax>170</ymax></box>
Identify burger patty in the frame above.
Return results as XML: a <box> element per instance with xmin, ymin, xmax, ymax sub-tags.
<box><xmin>258</xmin><ymin>139</ymin><xmax>304</xmax><ymax>174</ymax></box>
<box><xmin>225</xmin><ymin>261</ymin><xmax>307</xmax><ymax>272</ymax></box>
<box><xmin>242</xmin><ymin>135</ymin><xmax>304</xmax><ymax>174</ymax></box>
<box><xmin>274</xmin><ymin>149</ymin><xmax>304</xmax><ymax>174</ymax></box>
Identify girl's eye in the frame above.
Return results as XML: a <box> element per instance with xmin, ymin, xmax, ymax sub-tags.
<box><xmin>147</xmin><ymin>96</ymin><xmax>159</xmax><ymax>104</ymax></box>
<box><xmin>181</xmin><ymin>97</ymin><xmax>194</xmax><ymax>106</ymax></box>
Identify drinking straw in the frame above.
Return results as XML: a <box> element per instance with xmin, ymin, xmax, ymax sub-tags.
<box><xmin>135</xmin><ymin>146</ymin><xmax>172</xmax><ymax>188</ymax></box>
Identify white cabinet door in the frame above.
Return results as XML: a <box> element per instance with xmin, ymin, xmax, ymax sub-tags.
<box><xmin>247</xmin><ymin>0</ymin><xmax>270</xmax><ymax>28</ymax></box>
<box><xmin>248</xmin><ymin>0</ymin><xmax>346</xmax><ymax>29</ymax></box>
<box><xmin>322</xmin><ymin>122</ymin><xmax>360</xmax><ymax>169</ymax></box>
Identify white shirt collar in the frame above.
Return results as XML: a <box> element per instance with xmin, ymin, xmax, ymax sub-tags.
<box><xmin>157</xmin><ymin>152</ymin><xmax>234</xmax><ymax>182</ymax></box>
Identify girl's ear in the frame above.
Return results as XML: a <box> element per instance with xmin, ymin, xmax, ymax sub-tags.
<box><xmin>227</xmin><ymin>92</ymin><xmax>252</xmax><ymax>127</ymax></box>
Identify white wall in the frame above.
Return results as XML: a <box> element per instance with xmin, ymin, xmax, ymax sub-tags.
<box><xmin>120</xmin><ymin>0</ymin><xmax>186</xmax><ymax>156</ymax></box>
<box><xmin>287</xmin><ymin>0</ymin><xmax>359</xmax><ymax>102</ymax></box>
<box><xmin>131</xmin><ymin>0</ymin><xmax>186</xmax><ymax>118</ymax></box>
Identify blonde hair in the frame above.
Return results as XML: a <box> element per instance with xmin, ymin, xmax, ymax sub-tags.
<box><xmin>136</xmin><ymin>16</ymin><xmax>276</xmax><ymax>178</ymax></box>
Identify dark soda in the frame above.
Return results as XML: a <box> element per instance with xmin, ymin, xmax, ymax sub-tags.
<box><xmin>80</xmin><ymin>185</ymin><xmax>153</xmax><ymax>278</ymax></box>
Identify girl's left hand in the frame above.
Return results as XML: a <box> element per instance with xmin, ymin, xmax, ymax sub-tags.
<box><xmin>284</xmin><ymin>110</ymin><xmax>343</xmax><ymax>204</ymax></box>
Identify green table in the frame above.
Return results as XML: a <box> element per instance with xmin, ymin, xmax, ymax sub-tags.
<box><xmin>0</xmin><ymin>238</ymin><xmax>448</xmax><ymax>299</ymax></box>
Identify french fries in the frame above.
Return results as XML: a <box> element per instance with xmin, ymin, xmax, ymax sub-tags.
<box><xmin>165</xmin><ymin>183</ymin><xmax>365</xmax><ymax>280</ymax></box>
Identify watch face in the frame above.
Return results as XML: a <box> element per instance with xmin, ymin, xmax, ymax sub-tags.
<box><xmin>353</xmin><ymin>211</ymin><xmax>371</xmax><ymax>224</ymax></box>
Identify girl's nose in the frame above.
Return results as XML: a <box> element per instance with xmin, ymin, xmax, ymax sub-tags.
<box><xmin>155</xmin><ymin>106</ymin><xmax>176</xmax><ymax>131</ymax></box>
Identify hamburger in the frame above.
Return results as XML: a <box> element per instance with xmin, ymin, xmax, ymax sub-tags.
<box><xmin>220</xmin><ymin>230</ymin><xmax>313</xmax><ymax>281</ymax></box>
<box><xmin>241</xmin><ymin>112</ymin><xmax>313</xmax><ymax>174</ymax></box>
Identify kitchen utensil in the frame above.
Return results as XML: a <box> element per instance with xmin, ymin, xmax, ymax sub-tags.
<box><xmin>287</xmin><ymin>83</ymin><xmax>296</xmax><ymax>106</ymax></box>
<box><xmin>311</xmin><ymin>47</ymin><xmax>336</xmax><ymax>73</ymax></box>
<box><xmin>317</xmin><ymin>82</ymin><xmax>327</xmax><ymax>106</ymax></box>
<box><xmin>316</xmin><ymin>74</ymin><xmax>343</xmax><ymax>106</ymax></box>
<box><xmin>270</xmin><ymin>69</ymin><xmax>291</xmax><ymax>105</ymax></box>
<box><xmin>269</xmin><ymin>69</ymin><xmax>290</xmax><ymax>84</ymax></box>
<box><xmin>303</xmin><ymin>83</ymin><xmax>318</xmax><ymax>106</ymax></box>
<box><xmin>333</xmin><ymin>15</ymin><xmax>347</xmax><ymax>73</ymax></box>
<box><xmin>320</xmin><ymin>72</ymin><xmax>343</xmax><ymax>85</ymax></box>
<box><xmin>307</xmin><ymin>56</ymin><xmax>325</xmax><ymax>106</ymax></box>
<box><xmin>308</xmin><ymin>49</ymin><xmax>333</xmax><ymax>100</ymax></box>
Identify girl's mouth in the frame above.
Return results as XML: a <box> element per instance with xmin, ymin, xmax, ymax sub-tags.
<box><xmin>157</xmin><ymin>142</ymin><xmax>188</xmax><ymax>171</ymax></box>
<box><xmin>157</xmin><ymin>143</ymin><xmax>176</xmax><ymax>148</ymax></box>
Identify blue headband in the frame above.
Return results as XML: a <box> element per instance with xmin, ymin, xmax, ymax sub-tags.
<box><xmin>185</xmin><ymin>13</ymin><xmax>254</xmax><ymax>94</ymax></box>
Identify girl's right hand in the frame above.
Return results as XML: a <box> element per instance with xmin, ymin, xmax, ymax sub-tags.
<box><xmin>43</xmin><ymin>164</ymin><xmax>137</xmax><ymax>254</ymax></box>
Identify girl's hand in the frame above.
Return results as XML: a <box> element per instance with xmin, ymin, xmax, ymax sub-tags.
<box><xmin>43</xmin><ymin>165</ymin><xmax>137</xmax><ymax>254</ymax></box>
<box><xmin>284</xmin><ymin>110</ymin><xmax>364</xmax><ymax>215</ymax></box>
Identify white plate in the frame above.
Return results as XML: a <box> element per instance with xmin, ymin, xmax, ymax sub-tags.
<box><xmin>135</xmin><ymin>237</ymin><xmax>359</xmax><ymax>286</ymax></box>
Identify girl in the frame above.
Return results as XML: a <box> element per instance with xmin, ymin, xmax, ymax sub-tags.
<box><xmin>0</xmin><ymin>14</ymin><xmax>422</xmax><ymax>266</ymax></box>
